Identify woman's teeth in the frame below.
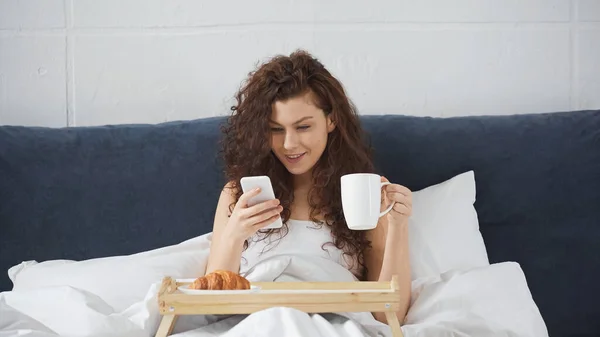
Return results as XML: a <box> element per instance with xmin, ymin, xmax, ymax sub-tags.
<box><xmin>284</xmin><ymin>153</ymin><xmax>305</xmax><ymax>162</ymax></box>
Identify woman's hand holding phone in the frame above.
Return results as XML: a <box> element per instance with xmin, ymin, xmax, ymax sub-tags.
<box><xmin>224</xmin><ymin>187</ymin><xmax>283</xmax><ymax>243</ymax></box>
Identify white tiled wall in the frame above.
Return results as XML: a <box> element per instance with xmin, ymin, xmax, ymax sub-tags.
<box><xmin>0</xmin><ymin>1</ymin><xmax>598</xmax><ymax>127</ymax></box>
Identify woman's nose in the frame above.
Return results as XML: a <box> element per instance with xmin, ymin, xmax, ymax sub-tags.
<box><xmin>283</xmin><ymin>131</ymin><xmax>299</xmax><ymax>150</ymax></box>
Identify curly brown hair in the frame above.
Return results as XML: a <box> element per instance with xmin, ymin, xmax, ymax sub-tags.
<box><xmin>220</xmin><ymin>49</ymin><xmax>375</xmax><ymax>279</ymax></box>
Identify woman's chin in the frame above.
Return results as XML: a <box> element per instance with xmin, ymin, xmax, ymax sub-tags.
<box><xmin>283</xmin><ymin>164</ymin><xmax>312</xmax><ymax>177</ymax></box>
<box><xmin>276</xmin><ymin>154</ymin><xmax>315</xmax><ymax>177</ymax></box>
<box><xmin>286</xmin><ymin>167</ymin><xmax>309</xmax><ymax>176</ymax></box>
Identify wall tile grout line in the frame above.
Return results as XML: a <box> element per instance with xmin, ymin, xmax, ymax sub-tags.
<box><xmin>570</xmin><ymin>0</ymin><xmax>580</xmax><ymax>111</ymax></box>
<box><xmin>0</xmin><ymin>74</ymin><xmax>5</xmax><ymax>123</ymax></box>
<box><xmin>0</xmin><ymin>21</ymin><xmax>578</xmax><ymax>34</ymax></box>
<box><xmin>64</xmin><ymin>0</ymin><xmax>75</xmax><ymax>127</ymax></box>
<box><xmin>3</xmin><ymin>23</ymin><xmax>598</xmax><ymax>37</ymax></box>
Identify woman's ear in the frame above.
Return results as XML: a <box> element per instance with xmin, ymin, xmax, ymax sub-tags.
<box><xmin>326</xmin><ymin>115</ymin><xmax>336</xmax><ymax>133</ymax></box>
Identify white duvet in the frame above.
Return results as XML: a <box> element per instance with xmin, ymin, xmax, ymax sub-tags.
<box><xmin>0</xmin><ymin>233</ymin><xmax>548</xmax><ymax>337</ymax></box>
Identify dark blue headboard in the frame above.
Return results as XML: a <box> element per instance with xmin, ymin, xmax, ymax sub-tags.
<box><xmin>1</xmin><ymin>110</ymin><xmax>599</xmax><ymax>337</ymax></box>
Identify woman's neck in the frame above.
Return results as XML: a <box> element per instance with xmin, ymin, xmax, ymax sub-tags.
<box><xmin>292</xmin><ymin>171</ymin><xmax>313</xmax><ymax>209</ymax></box>
<box><xmin>290</xmin><ymin>177</ymin><xmax>313</xmax><ymax>221</ymax></box>
<box><xmin>293</xmin><ymin>170</ymin><xmax>312</xmax><ymax>192</ymax></box>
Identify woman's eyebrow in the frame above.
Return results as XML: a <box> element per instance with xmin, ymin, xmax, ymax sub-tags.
<box><xmin>269</xmin><ymin>116</ymin><xmax>313</xmax><ymax>125</ymax></box>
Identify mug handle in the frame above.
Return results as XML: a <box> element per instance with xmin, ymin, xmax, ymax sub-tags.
<box><xmin>379</xmin><ymin>181</ymin><xmax>395</xmax><ymax>217</ymax></box>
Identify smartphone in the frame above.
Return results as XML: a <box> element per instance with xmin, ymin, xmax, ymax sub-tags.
<box><xmin>239</xmin><ymin>175</ymin><xmax>283</xmax><ymax>229</ymax></box>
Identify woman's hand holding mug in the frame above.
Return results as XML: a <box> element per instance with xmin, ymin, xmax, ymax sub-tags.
<box><xmin>341</xmin><ymin>173</ymin><xmax>412</xmax><ymax>230</ymax></box>
<box><xmin>380</xmin><ymin>176</ymin><xmax>412</xmax><ymax>226</ymax></box>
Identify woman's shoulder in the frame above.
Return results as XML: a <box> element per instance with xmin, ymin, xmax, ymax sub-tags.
<box><xmin>215</xmin><ymin>181</ymin><xmax>239</xmax><ymax>215</ymax></box>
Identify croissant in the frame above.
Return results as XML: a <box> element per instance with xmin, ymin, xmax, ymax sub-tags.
<box><xmin>190</xmin><ymin>270</ymin><xmax>251</xmax><ymax>290</ymax></box>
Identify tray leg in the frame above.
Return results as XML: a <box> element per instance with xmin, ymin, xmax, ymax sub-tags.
<box><xmin>384</xmin><ymin>312</ymin><xmax>404</xmax><ymax>337</ymax></box>
<box><xmin>155</xmin><ymin>314</ymin><xmax>178</xmax><ymax>337</ymax></box>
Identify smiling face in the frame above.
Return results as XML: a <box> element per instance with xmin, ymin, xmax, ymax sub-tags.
<box><xmin>269</xmin><ymin>91</ymin><xmax>335</xmax><ymax>182</ymax></box>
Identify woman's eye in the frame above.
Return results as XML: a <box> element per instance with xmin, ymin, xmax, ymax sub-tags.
<box><xmin>270</xmin><ymin>127</ymin><xmax>284</xmax><ymax>132</ymax></box>
<box><xmin>297</xmin><ymin>125</ymin><xmax>310</xmax><ymax>130</ymax></box>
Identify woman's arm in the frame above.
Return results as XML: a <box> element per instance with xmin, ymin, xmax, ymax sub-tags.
<box><xmin>365</xmin><ymin>217</ymin><xmax>411</xmax><ymax>324</ymax></box>
<box><xmin>364</xmin><ymin>178</ymin><xmax>412</xmax><ymax>325</ymax></box>
<box><xmin>205</xmin><ymin>182</ymin><xmax>246</xmax><ymax>274</ymax></box>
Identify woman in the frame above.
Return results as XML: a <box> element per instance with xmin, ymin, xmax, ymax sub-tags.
<box><xmin>205</xmin><ymin>49</ymin><xmax>412</xmax><ymax>325</ymax></box>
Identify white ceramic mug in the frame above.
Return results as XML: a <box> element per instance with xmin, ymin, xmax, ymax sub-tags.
<box><xmin>341</xmin><ymin>173</ymin><xmax>395</xmax><ymax>230</ymax></box>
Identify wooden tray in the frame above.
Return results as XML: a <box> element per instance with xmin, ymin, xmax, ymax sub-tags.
<box><xmin>156</xmin><ymin>275</ymin><xmax>404</xmax><ymax>337</ymax></box>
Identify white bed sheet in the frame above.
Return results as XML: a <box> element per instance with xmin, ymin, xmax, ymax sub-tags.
<box><xmin>1</xmin><ymin>234</ymin><xmax>547</xmax><ymax>337</ymax></box>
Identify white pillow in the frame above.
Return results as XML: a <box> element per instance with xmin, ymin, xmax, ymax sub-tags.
<box><xmin>408</xmin><ymin>170</ymin><xmax>489</xmax><ymax>280</ymax></box>
<box><xmin>403</xmin><ymin>262</ymin><xmax>548</xmax><ymax>336</ymax></box>
<box><xmin>8</xmin><ymin>233</ymin><xmax>212</xmax><ymax>313</ymax></box>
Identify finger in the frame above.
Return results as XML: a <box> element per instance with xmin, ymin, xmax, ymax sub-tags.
<box><xmin>385</xmin><ymin>184</ymin><xmax>412</xmax><ymax>196</ymax></box>
<box><xmin>252</xmin><ymin>214</ymin><xmax>282</xmax><ymax>230</ymax></box>
<box><xmin>380</xmin><ymin>176</ymin><xmax>390</xmax><ymax>183</ymax></box>
<box><xmin>392</xmin><ymin>203</ymin><xmax>411</xmax><ymax>215</ymax></box>
<box><xmin>386</xmin><ymin>192</ymin><xmax>412</xmax><ymax>206</ymax></box>
<box><xmin>243</xmin><ymin>198</ymin><xmax>281</xmax><ymax>218</ymax></box>
<box><xmin>250</xmin><ymin>206</ymin><xmax>283</xmax><ymax>228</ymax></box>
<box><xmin>381</xmin><ymin>201</ymin><xmax>394</xmax><ymax>213</ymax></box>
<box><xmin>237</xmin><ymin>187</ymin><xmax>263</xmax><ymax>208</ymax></box>
<box><xmin>380</xmin><ymin>187</ymin><xmax>388</xmax><ymax>203</ymax></box>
